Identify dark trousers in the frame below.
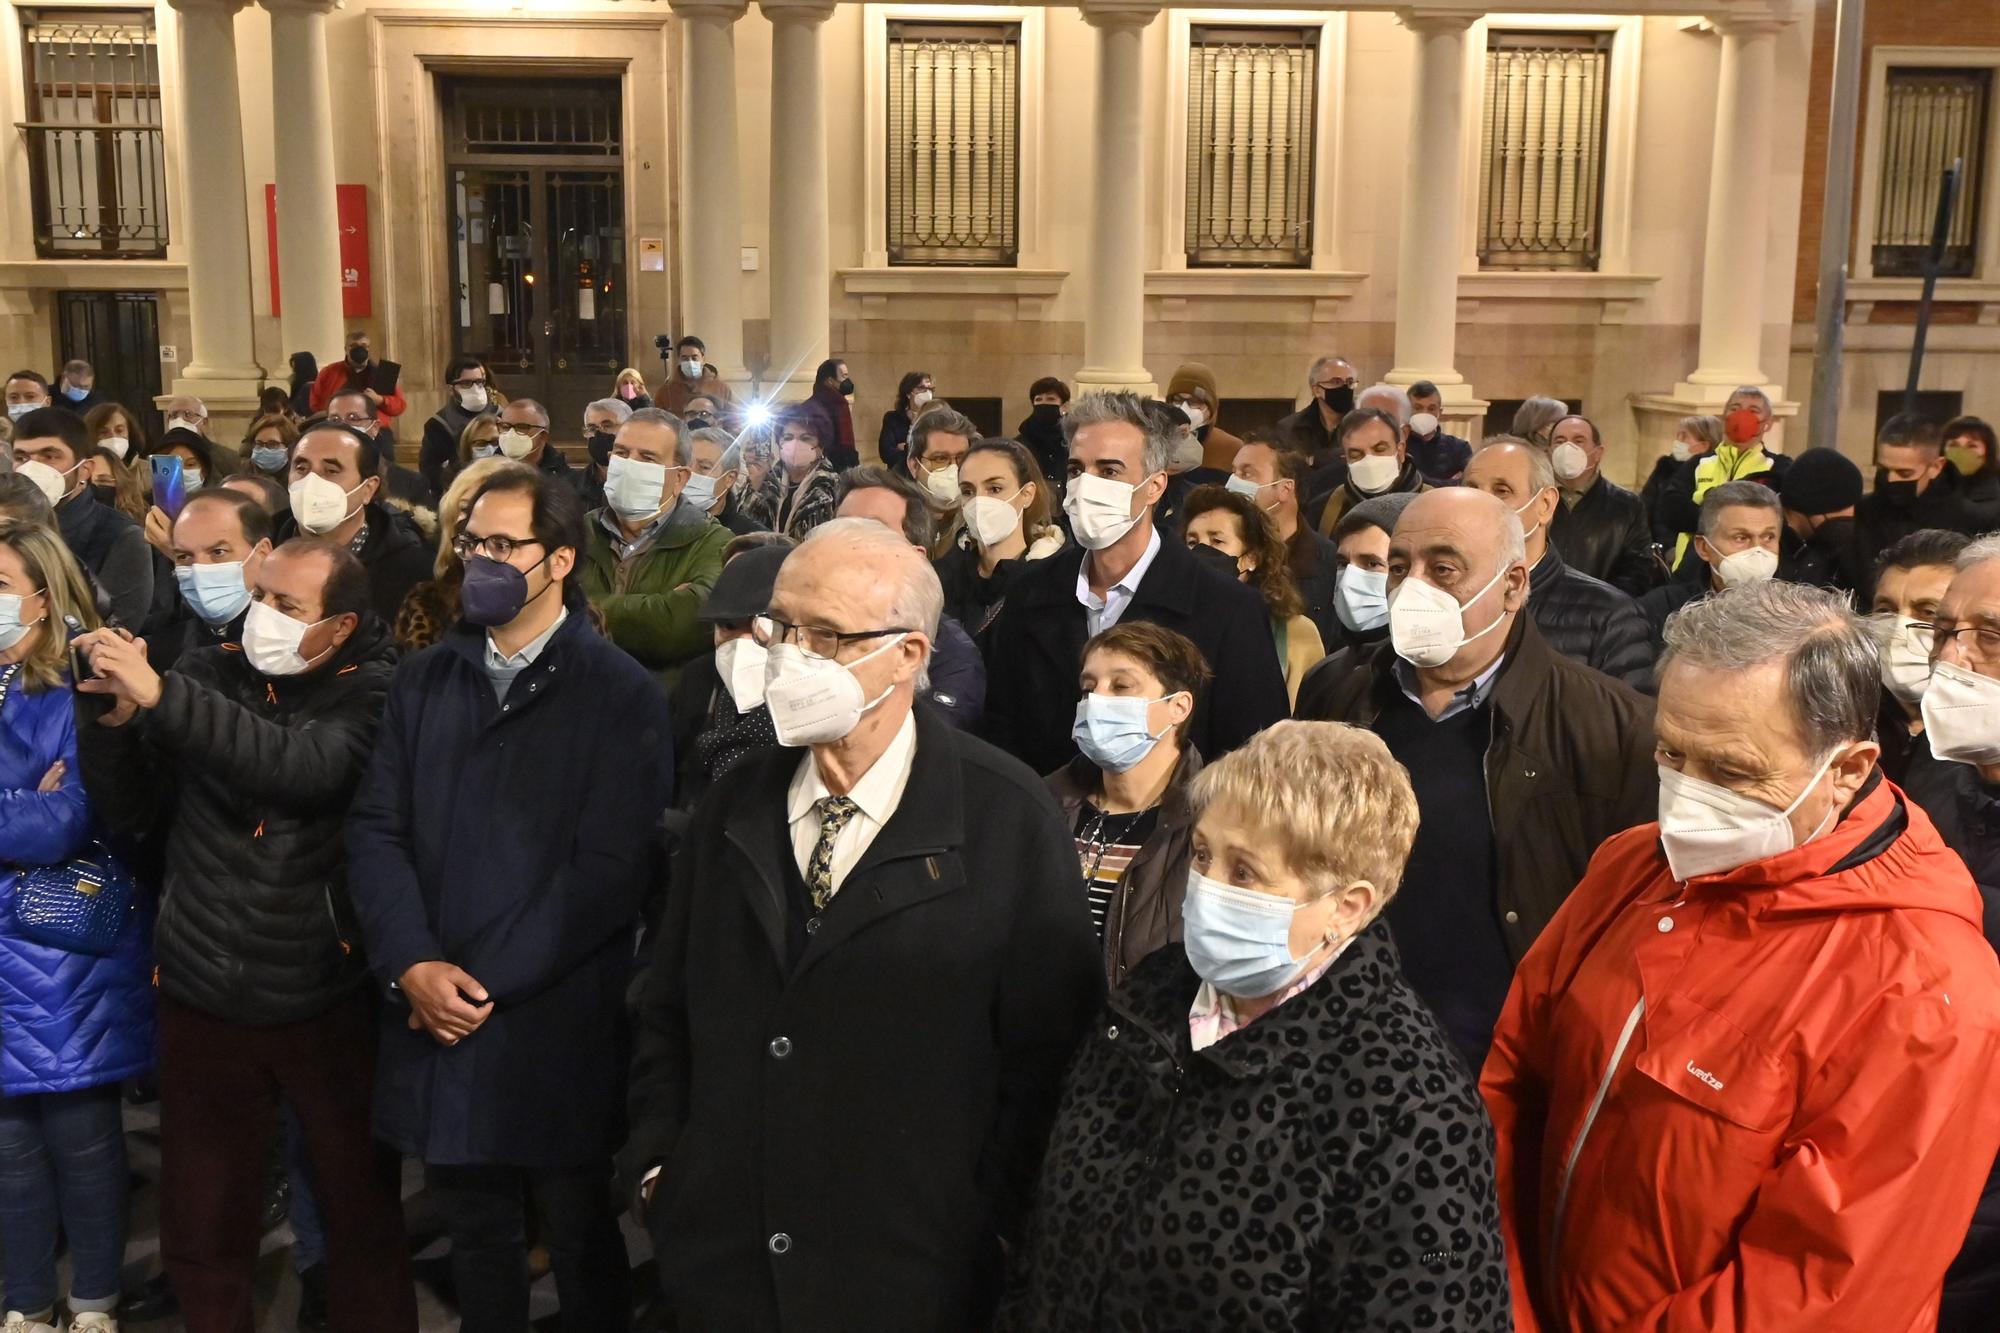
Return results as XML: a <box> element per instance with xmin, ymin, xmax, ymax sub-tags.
<box><xmin>158</xmin><ymin>991</ymin><xmax>417</xmax><ymax>1333</ymax></box>
<box><xmin>427</xmin><ymin>1161</ymin><xmax>632</xmax><ymax>1333</ymax></box>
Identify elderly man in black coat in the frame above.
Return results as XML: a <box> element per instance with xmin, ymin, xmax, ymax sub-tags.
<box><xmin>348</xmin><ymin>471</ymin><xmax>673</xmax><ymax>1333</ymax></box>
<box><xmin>980</xmin><ymin>392</ymin><xmax>1289</xmax><ymax>775</ymax></box>
<box><xmin>623</xmin><ymin>518</ymin><xmax>1103</xmax><ymax>1333</ymax></box>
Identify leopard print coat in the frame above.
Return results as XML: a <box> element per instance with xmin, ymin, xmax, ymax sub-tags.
<box><xmin>997</xmin><ymin>926</ymin><xmax>1512</xmax><ymax>1332</ymax></box>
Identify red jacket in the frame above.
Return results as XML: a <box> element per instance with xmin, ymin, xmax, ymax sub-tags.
<box><xmin>1482</xmin><ymin>776</ymin><xmax>2000</xmax><ymax>1333</ymax></box>
<box><xmin>308</xmin><ymin>361</ymin><xmax>406</xmax><ymax>419</ymax></box>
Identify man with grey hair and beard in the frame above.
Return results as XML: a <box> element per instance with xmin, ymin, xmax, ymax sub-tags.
<box><xmin>1485</xmin><ymin>579</ymin><xmax>2000</xmax><ymax>1333</ymax></box>
<box><xmin>1296</xmin><ymin>486</ymin><xmax>1654</xmax><ymax>1068</ymax></box>
<box><xmin>979</xmin><ymin>391</ymin><xmax>1289</xmax><ymax>774</ymax></box>
<box><xmin>624</xmin><ymin>517</ymin><xmax>1102</xmax><ymax>1331</ymax></box>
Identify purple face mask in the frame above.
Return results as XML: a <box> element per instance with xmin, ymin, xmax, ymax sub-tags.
<box><xmin>459</xmin><ymin>554</ymin><xmax>549</xmax><ymax>627</ymax></box>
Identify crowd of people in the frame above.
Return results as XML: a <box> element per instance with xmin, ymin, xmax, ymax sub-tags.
<box><xmin>0</xmin><ymin>337</ymin><xmax>1998</xmax><ymax>1333</ymax></box>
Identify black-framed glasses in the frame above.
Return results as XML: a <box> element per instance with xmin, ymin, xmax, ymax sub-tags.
<box><xmin>752</xmin><ymin>614</ymin><xmax>911</xmax><ymax>662</ymax></box>
<box><xmin>330</xmin><ymin>411</ymin><xmax>374</xmax><ymax>427</ymax></box>
<box><xmin>449</xmin><ymin>377</ymin><xmax>488</xmax><ymax>390</ymax></box>
<box><xmin>453</xmin><ymin>533</ymin><xmax>543</xmax><ymax>563</ymax></box>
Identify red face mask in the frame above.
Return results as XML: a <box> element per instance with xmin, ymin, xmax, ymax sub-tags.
<box><xmin>1724</xmin><ymin>407</ymin><xmax>1764</xmax><ymax>444</ymax></box>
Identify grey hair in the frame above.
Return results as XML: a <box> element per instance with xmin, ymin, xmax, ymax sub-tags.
<box><xmin>910</xmin><ymin>408</ymin><xmax>979</xmax><ymax>461</ymax></box>
<box><xmin>584</xmin><ymin>397</ymin><xmax>633</xmax><ymax>427</ymax></box>
<box><xmin>1679</xmin><ymin>414</ymin><xmax>1724</xmax><ymax>449</ymax></box>
<box><xmin>1476</xmin><ymin>434</ymin><xmax>1556</xmax><ymax>495</ymax></box>
<box><xmin>1697</xmin><ymin>479</ymin><xmax>1782</xmax><ymax>539</ymax></box>
<box><xmin>794</xmin><ymin>516</ymin><xmax>943</xmax><ymax>688</ymax></box>
<box><xmin>505</xmin><ymin>397</ymin><xmax>552</xmax><ymax>430</ymax></box>
<box><xmin>1063</xmin><ymin>391</ymin><xmax>1173</xmax><ymax>477</ymax></box>
<box><xmin>1660</xmin><ymin>580</ymin><xmax>1878</xmax><ymax>757</ymax></box>
<box><xmin>1511</xmin><ymin>396</ymin><xmax>1568</xmax><ymax>440</ymax></box>
<box><xmin>1729</xmin><ymin>385</ymin><xmax>1774</xmax><ymax>415</ymax></box>
<box><xmin>1358</xmin><ymin>383</ymin><xmax>1412</xmax><ymax>426</ymax></box>
<box><xmin>1958</xmin><ymin>533</ymin><xmax>2000</xmax><ymax>571</ymax></box>
<box><xmin>1306</xmin><ymin>355</ymin><xmax>1353</xmax><ymax>386</ymax></box>
<box><xmin>689</xmin><ymin>425</ymin><xmax>737</xmax><ymax>467</ymax></box>
<box><xmin>623</xmin><ymin>406</ymin><xmax>692</xmax><ymax>465</ymax></box>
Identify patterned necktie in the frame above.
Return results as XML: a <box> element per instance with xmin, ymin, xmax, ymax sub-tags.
<box><xmin>806</xmin><ymin>795</ymin><xmax>860</xmax><ymax>911</ymax></box>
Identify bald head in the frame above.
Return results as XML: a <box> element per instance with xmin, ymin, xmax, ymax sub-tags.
<box><xmin>1388</xmin><ymin>488</ymin><xmax>1529</xmax><ymax>682</ymax></box>
<box><xmin>774</xmin><ymin>517</ymin><xmax>943</xmax><ymax>683</ymax></box>
<box><xmin>1464</xmin><ymin>439</ymin><xmax>1558</xmax><ymax>560</ymax></box>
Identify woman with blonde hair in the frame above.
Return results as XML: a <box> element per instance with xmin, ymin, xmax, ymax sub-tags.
<box><xmin>392</xmin><ymin>457</ymin><xmax>535</xmax><ymax>652</ymax></box>
<box><xmin>455</xmin><ymin>412</ymin><xmax>503</xmax><ymax>473</ymax></box>
<box><xmin>615</xmin><ymin>367</ymin><xmax>653</xmax><ymax>411</ymax></box>
<box><xmin>0</xmin><ymin>518</ymin><xmax>154</xmax><ymax>1333</ymax></box>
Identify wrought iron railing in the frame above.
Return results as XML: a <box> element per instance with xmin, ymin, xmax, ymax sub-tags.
<box><xmin>886</xmin><ymin>21</ymin><xmax>1020</xmax><ymax>267</ymax></box>
<box><xmin>1874</xmin><ymin>67</ymin><xmax>1989</xmax><ymax>279</ymax></box>
<box><xmin>1184</xmin><ymin>25</ymin><xmax>1317</xmax><ymax>269</ymax></box>
<box><xmin>1478</xmin><ymin>31</ymin><xmax>1610</xmax><ymax>272</ymax></box>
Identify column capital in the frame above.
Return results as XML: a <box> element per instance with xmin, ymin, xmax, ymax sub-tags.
<box><xmin>259</xmin><ymin>0</ymin><xmax>338</xmax><ymax>15</ymax></box>
<box><xmin>1080</xmin><ymin>2</ymin><xmax>1160</xmax><ymax>33</ymax></box>
<box><xmin>759</xmin><ymin>0</ymin><xmax>835</xmax><ymax>27</ymax></box>
<box><xmin>167</xmin><ymin>0</ymin><xmax>253</xmax><ymax>14</ymax></box>
<box><xmin>1704</xmin><ymin>14</ymin><xmax>1793</xmax><ymax>39</ymax></box>
<box><xmin>671</xmin><ymin>0</ymin><xmax>749</xmax><ymax>21</ymax></box>
<box><xmin>1395</xmin><ymin>8</ymin><xmax>1478</xmax><ymax>36</ymax></box>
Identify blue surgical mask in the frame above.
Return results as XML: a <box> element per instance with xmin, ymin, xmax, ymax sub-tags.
<box><xmin>251</xmin><ymin>445</ymin><xmax>288</xmax><ymax>474</ymax></box>
<box><xmin>1334</xmin><ymin>565</ymin><xmax>1389</xmax><ymax>633</ymax></box>
<box><xmin>62</xmin><ymin>384</ymin><xmax>88</xmax><ymax>403</ymax></box>
<box><xmin>0</xmin><ymin>592</ymin><xmax>42</xmax><ymax>652</ymax></box>
<box><xmin>1071</xmin><ymin>691</ymin><xmax>1183</xmax><ymax>773</ymax></box>
<box><xmin>175</xmin><ymin>561</ymin><xmax>252</xmax><ymax>625</ymax></box>
<box><xmin>1182</xmin><ymin>869</ymin><xmax>1329</xmax><ymax>998</ymax></box>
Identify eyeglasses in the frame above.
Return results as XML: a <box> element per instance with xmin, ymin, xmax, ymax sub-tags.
<box><xmin>453</xmin><ymin>533</ymin><xmax>543</xmax><ymax>563</ymax></box>
<box><xmin>751</xmin><ymin>614</ymin><xmax>911</xmax><ymax>662</ymax></box>
<box><xmin>1921</xmin><ymin>621</ymin><xmax>2000</xmax><ymax>658</ymax></box>
<box><xmin>1314</xmin><ymin>377</ymin><xmax>1357</xmax><ymax>392</ymax></box>
<box><xmin>449</xmin><ymin>377</ymin><xmax>487</xmax><ymax>390</ymax></box>
<box><xmin>330</xmin><ymin>411</ymin><xmax>373</xmax><ymax>427</ymax></box>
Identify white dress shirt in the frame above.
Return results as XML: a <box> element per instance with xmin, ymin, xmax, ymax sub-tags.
<box><xmin>785</xmin><ymin>710</ymin><xmax>919</xmax><ymax>901</ymax></box>
<box><xmin>1076</xmin><ymin>527</ymin><xmax>1162</xmax><ymax>638</ymax></box>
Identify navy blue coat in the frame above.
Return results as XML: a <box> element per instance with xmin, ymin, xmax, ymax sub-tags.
<box><xmin>347</xmin><ymin>597</ymin><xmax>674</xmax><ymax>1168</ymax></box>
<box><xmin>0</xmin><ymin>673</ymin><xmax>154</xmax><ymax>1096</ymax></box>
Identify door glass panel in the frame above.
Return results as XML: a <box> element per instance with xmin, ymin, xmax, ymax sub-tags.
<box><xmin>545</xmin><ymin>170</ymin><xmax>626</xmax><ymax>428</ymax></box>
<box><xmin>452</xmin><ymin>168</ymin><xmax>537</xmax><ymax>380</ymax></box>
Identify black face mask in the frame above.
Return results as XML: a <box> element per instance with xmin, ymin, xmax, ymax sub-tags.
<box><xmin>1030</xmin><ymin>403</ymin><xmax>1063</xmax><ymax>425</ymax></box>
<box><xmin>685</xmin><ymin>411</ymin><xmax>715</xmax><ymax>430</ymax></box>
<box><xmin>1873</xmin><ymin>470</ymin><xmax>1919</xmax><ymax>510</ymax></box>
<box><xmin>585</xmin><ymin>431</ymin><xmax>614</xmax><ymax>468</ymax></box>
<box><xmin>348</xmin><ymin>345</ymin><xmax>369</xmax><ymax>367</ymax></box>
<box><xmin>1321</xmin><ymin>386</ymin><xmax>1356</xmax><ymax>416</ymax></box>
<box><xmin>1189</xmin><ymin>542</ymin><xmax>1242</xmax><ymax>580</ymax></box>
<box><xmin>838</xmin><ymin>377</ymin><xmax>856</xmax><ymax>397</ymax></box>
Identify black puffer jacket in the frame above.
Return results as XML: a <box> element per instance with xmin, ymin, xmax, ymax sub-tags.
<box><xmin>75</xmin><ymin>617</ymin><xmax>396</xmax><ymax>1026</ymax></box>
<box><xmin>1527</xmin><ymin>546</ymin><xmax>1654</xmax><ymax>691</ymax></box>
<box><xmin>1549</xmin><ymin>474</ymin><xmax>1660</xmax><ymax>597</ymax></box>
<box><xmin>996</xmin><ymin>931</ymin><xmax>1511</xmax><ymax>1332</ymax></box>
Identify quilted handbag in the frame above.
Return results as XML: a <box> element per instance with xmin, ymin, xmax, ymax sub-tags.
<box><xmin>14</xmin><ymin>843</ymin><xmax>136</xmax><ymax>956</ymax></box>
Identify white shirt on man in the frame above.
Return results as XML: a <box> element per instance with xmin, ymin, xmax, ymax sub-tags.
<box><xmin>1077</xmin><ymin>526</ymin><xmax>1162</xmax><ymax>638</ymax></box>
<box><xmin>785</xmin><ymin>710</ymin><xmax>919</xmax><ymax>900</ymax></box>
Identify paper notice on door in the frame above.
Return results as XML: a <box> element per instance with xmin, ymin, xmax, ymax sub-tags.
<box><xmin>488</xmin><ymin>281</ymin><xmax>507</xmax><ymax>315</ymax></box>
<box><xmin>639</xmin><ymin>237</ymin><xmax>665</xmax><ymax>272</ymax></box>
<box><xmin>578</xmin><ymin>286</ymin><xmax>596</xmax><ymax>321</ymax></box>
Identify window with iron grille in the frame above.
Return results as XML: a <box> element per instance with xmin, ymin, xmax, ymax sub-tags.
<box><xmin>885</xmin><ymin>21</ymin><xmax>1019</xmax><ymax>267</ymax></box>
<box><xmin>1184</xmin><ymin>25</ymin><xmax>1317</xmax><ymax>269</ymax></box>
<box><xmin>16</xmin><ymin>9</ymin><xmax>168</xmax><ymax>258</ymax></box>
<box><xmin>1873</xmin><ymin>67</ymin><xmax>1990</xmax><ymax>279</ymax></box>
<box><xmin>1477</xmin><ymin>30</ymin><xmax>1611</xmax><ymax>272</ymax></box>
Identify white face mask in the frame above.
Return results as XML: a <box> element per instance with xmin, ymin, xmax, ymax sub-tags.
<box><xmin>1511</xmin><ymin>490</ymin><xmax>1550</xmax><ymax>544</ymax></box>
<box><xmin>1388</xmin><ymin>564</ymin><xmax>1511</xmax><ymax>669</ymax></box>
<box><xmin>166</xmin><ymin>414</ymin><xmax>203</xmax><ymax>435</ymax></box>
<box><xmin>1714</xmin><ymin>546</ymin><xmax>1779</xmax><ymax>588</ymax></box>
<box><xmin>242</xmin><ymin>599</ymin><xmax>330</xmax><ymax>677</ymax></box>
<box><xmin>456</xmin><ymin>384</ymin><xmax>489</xmax><ymax>412</ymax></box>
<box><xmin>498</xmin><ymin>428</ymin><xmax>537</xmax><ymax>461</ymax></box>
<box><xmin>714</xmin><ymin>636</ymin><xmax>769</xmax><ymax>712</ymax></box>
<box><xmin>1552</xmin><ymin>441</ymin><xmax>1592</xmax><ymax>482</ymax></box>
<box><xmin>1670</xmin><ymin>436</ymin><xmax>1695</xmax><ymax>463</ymax></box>
<box><xmin>1922</xmin><ymin>660</ymin><xmax>2000</xmax><ymax>766</ymax></box>
<box><xmin>5</xmin><ymin>402</ymin><xmax>36</xmax><ymax>422</ymax></box>
<box><xmin>1177</xmin><ymin>403</ymin><xmax>1209</xmax><ymax>432</ymax></box>
<box><xmin>1347</xmin><ymin>453</ymin><xmax>1401</xmax><ymax>496</ymax></box>
<box><xmin>1656</xmin><ymin>750</ymin><xmax>1842</xmax><ymax>882</ymax></box>
<box><xmin>679</xmin><ymin>358</ymin><xmax>703</xmax><ymax>379</ymax></box>
<box><xmin>1224</xmin><ymin>474</ymin><xmax>1281</xmax><ymax>510</ymax></box>
<box><xmin>1410</xmin><ymin>412</ymin><xmax>1440</xmax><ymax>438</ymax></box>
<box><xmin>1064</xmin><ymin>470</ymin><xmax>1153</xmax><ymax>551</ymax></box>
<box><xmin>910</xmin><ymin>389</ymin><xmax>934</xmax><ymax>410</ymax></box>
<box><xmin>605</xmin><ymin>454</ymin><xmax>673</xmax><ymax>522</ymax></box>
<box><xmin>763</xmin><ymin>635</ymin><xmax>906</xmax><ymax>746</ymax></box>
<box><xmin>963</xmin><ymin>490</ymin><xmax>1025</xmax><ymax>549</ymax></box>
<box><xmin>101</xmin><ymin>436</ymin><xmax>131</xmax><ymax>461</ymax></box>
<box><xmin>920</xmin><ymin>462</ymin><xmax>961</xmax><ymax>504</ymax></box>
<box><xmin>1880</xmin><ymin>618</ymin><xmax>1934</xmax><ymax>705</ymax></box>
<box><xmin>1335</xmin><ymin>565</ymin><xmax>1390</xmax><ymax>633</ymax></box>
<box><xmin>681</xmin><ymin>470</ymin><xmax>722</xmax><ymax>511</ymax></box>
<box><xmin>288</xmin><ymin>472</ymin><xmax>366</xmax><ymax>535</ymax></box>
<box><xmin>16</xmin><ymin>459</ymin><xmax>67</xmax><ymax>507</ymax></box>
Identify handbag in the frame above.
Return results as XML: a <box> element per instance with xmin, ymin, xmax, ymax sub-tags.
<box><xmin>14</xmin><ymin>842</ymin><xmax>137</xmax><ymax>957</ymax></box>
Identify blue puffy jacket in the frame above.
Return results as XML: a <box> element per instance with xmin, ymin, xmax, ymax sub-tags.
<box><xmin>0</xmin><ymin>674</ymin><xmax>155</xmax><ymax>1096</ymax></box>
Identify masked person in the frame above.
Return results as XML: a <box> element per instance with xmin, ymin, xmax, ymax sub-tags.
<box><xmin>1406</xmin><ymin>379</ymin><xmax>1473</xmax><ymax>485</ymax></box>
<box><xmin>419</xmin><ymin>355</ymin><xmax>498</xmax><ymax>497</ymax></box>
<box><xmin>1856</xmin><ymin>413</ymin><xmax>1978</xmax><ymax>593</ymax></box>
<box><xmin>12</xmin><ymin>406</ymin><xmax>156</xmax><ymax>631</ymax></box>
<box><xmin>1163</xmin><ymin>362</ymin><xmax>1245</xmax><ymax>474</ymax></box>
<box><xmin>981</xmin><ymin>393</ymin><xmax>1290</xmax><ymax>776</ymax></box>
<box><xmin>349</xmin><ymin>471</ymin><xmax>672</xmax><ymax>1333</ymax></box>
<box><xmin>1544</xmin><ymin>414</ymin><xmax>1659</xmax><ymax>597</ymax></box>
<box><xmin>578</xmin><ymin>408</ymin><xmax>732</xmax><ymax>691</ymax></box>
<box><xmin>1643</xmin><ymin>413</ymin><xmax>1721</xmax><ymax>548</ymax></box>
<box><xmin>3</xmin><ymin>369</ymin><xmax>52</xmax><ymax>425</ymax></box>
<box><xmin>52</xmin><ymin>359</ymin><xmax>105</xmax><ymax>415</ymax></box>
<box><xmin>933</xmin><ymin>439</ymin><xmax>1063</xmax><ymax>651</ymax></box>
<box><xmin>240</xmin><ymin>413</ymin><xmax>298</xmax><ymax>483</ymax></box>
<box><xmin>809</xmin><ymin>358</ymin><xmax>859</xmax><ymax>470</ymax></box>
<box><xmin>1869</xmin><ymin>529</ymin><xmax>1971</xmax><ymax>783</ymax></box>
<box><xmin>1656</xmin><ymin>385</ymin><xmax>1790</xmax><ymax>571</ymax></box>
<box><xmin>1944</xmin><ymin>414</ymin><xmax>2000</xmax><ymax>532</ymax></box>
<box><xmin>1777</xmin><ymin>446</ymin><xmax>1868</xmax><ymax>595</ymax></box>
<box><xmin>1183</xmin><ymin>487</ymin><xmax>1325</xmax><ymax>706</ymax></box>
<box><xmin>997</xmin><ymin>721</ymin><xmax>1510</xmax><ymax>1332</ymax></box>
<box><xmin>309</xmin><ymin>331</ymin><xmax>406</xmax><ymax>424</ymax></box>
<box><xmin>1016</xmin><ymin>376</ymin><xmax>1072</xmax><ymax>502</ymax></box>
<box><xmin>1484</xmin><ymin>579</ymin><xmax>2000</xmax><ymax>1333</ymax></box>
<box><xmin>1302</xmin><ymin>491</ymin><xmax>1420</xmax><ymax>668</ymax></box>
<box><xmin>685</xmin><ymin>427</ymin><xmax>762</xmax><ymax>535</ymax></box>
<box><xmin>1228</xmin><ymin>432</ymin><xmax>1339</xmax><ymax>641</ymax></box>
<box><xmin>878</xmin><ymin>371</ymin><xmax>933</xmax><ymax>472</ymax></box>
<box><xmin>744</xmin><ymin>405</ymin><xmax>840</xmax><ymax>539</ymax></box>
<box><xmin>667</xmin><ymin>538</ymin><xmax>790</xmax><ymax>811</ymax></box>
<box><xmin>148</xmin><ymin>490</ymin><xmax>272</xmax><ymax>671</ymax></box>
<box><xmin>1276</xmin><ymin>355</ymin><xmax>1358</xmax><ymax>470</ymax></box>
<box><xmin>391</xmin><ymin>457</ymin><xmax>529</xmax><ymax>656</ymax></box>
<box><xmin>574</xmin><ymin>397</ymin><xmax>634</xmax><ymax>513</ymax></box>
<box><xmin>622</xmin><ymin>518</ymin><xmax>1103</xmax><ymax>1332</ymax></box>
<box><xmin>284</xmin><ymin>422</ymin><xmax>432</xmax><ymax>622</ymax></box>
<box><xmin>1639</xmin><ymin>480</ymin><xmax>1784</xmax><ymax>653</ymax></box>
<box><xmin>74</xmin><ymin>538</ymin><xmax>416</xmax><ymax>1333</ymax></box>
<box><xmin>325</xmin><ymin>386</ymin><xmax>433</xmax><ymax>510</ymax></box>
<box><xmin>1295</xmin><ymin>487</ymin><xmax>1655</xmax><ymax>1069</ymax></box>
<box><xmin>904</xmin><ymin>408</ymin><xmax>978</xmax><ymax>557</ymax></box>
<box><xmin>1309</xmin><ymin>408</ymin><xmax>1429</xmax><ymax>536</ymax></box>
<box><xmin>655</xmin><ymin>335</ymin><xmax>734</xmax><ymax>418</ymax></box>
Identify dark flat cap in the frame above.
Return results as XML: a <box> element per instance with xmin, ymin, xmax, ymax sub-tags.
<box><xmin>699</xmin><ymin>543</ymin><xmax>790</xmax><ymax>624</ymax></box>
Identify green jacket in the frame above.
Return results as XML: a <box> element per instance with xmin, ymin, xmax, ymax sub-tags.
<box><xmin>580</xmin><ymin>505</ymin><xmax>732</xmax><ymax>688</ymax></box>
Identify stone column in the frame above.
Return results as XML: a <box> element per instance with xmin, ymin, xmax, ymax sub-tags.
<box><xmin>167</xmin><ymin>0</ymin><xmax>264</xmax><ymax>389</ymax></box>
<box><xmin>1074</xmin><ymin>2</ymin><xmax>1160</xmax><ymax>397</ymax></box>
<box><xmin>1386</xmin><ymin>11</ymin><xmax>1475</xmax><ymax>395</ymax></box>
<box><xmin>762</xmin><ymin>0</ymin><xmax>834</xmax><ymax>391</ymax></box>
<box><xmin>673</xmin><ymin>0</ymin><xmax>749</xmax><ymax>382</ymax></box>
<box><xmin>1679</xmin><ymin>19</ymin><xmax>1783</xmax><ymax>394</ymax></box>
<box><xmin>264</xmin><ymin>0</ymin><xmax>344</xmax><ymax>363</ymax></box>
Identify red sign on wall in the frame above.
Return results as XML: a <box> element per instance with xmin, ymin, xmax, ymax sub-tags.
<box><xmin>265</xmin><ymin>183</ymin><xmax>371</xmax><ymax>319</ymax></box>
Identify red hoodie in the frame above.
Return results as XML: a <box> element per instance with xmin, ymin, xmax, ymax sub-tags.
<box><xmin>1482</xmin><ymin>777</ymin><xmax>2000</xmax><ymax>1332</ymax></box>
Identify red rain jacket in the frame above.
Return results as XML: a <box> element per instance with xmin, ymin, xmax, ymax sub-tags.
<box><xmin>1482</xmin><ymin>776</ymin><xmax>2000</xmax><ymax>1332</ymax></box>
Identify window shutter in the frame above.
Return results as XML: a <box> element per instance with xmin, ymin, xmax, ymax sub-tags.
<box><xmin>1873</xmin><ymin>67</ymin><xmax>1989</xmax><ymax>279</ymax></box>
<box><xmin>1478</xmin><ymin>31</ymin><xmax>1610</xmax><ymax>272</ymax></box>
<box><xmin>886</xmin><ymin>22</ymin><xmax>1020</xmax><ymax>266</ymax></box>
<box><xmin>1185</xmin><ymin>25</ymin><xmax>1317</xmax><ymax>268</ymax></box>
